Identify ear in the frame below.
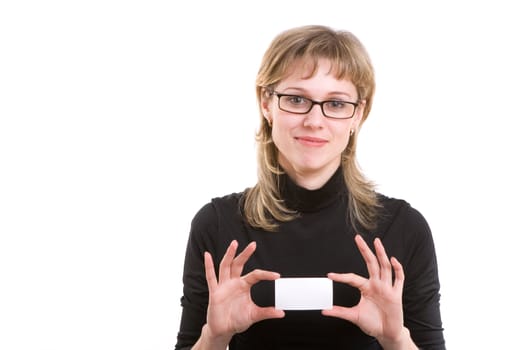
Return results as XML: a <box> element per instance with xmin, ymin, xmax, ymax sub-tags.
<box><xmin>352</xmin><ymin>99</ymin><xmax>366</xmax><ymax>127</ymax></box>
<box><xmin>261</xmin><ymin>90</ymin><xmax>273</xmax><ymax>124</ymax></box>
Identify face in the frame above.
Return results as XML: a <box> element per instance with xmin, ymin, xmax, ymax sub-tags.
<box><xmin>262</xmin><ymin>59</ymin><xmax>364</xmax><ymax>187</ymax></box>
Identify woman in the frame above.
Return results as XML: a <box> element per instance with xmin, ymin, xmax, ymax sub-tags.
<box><xmin>175</xmin><ymin>25</ymin><xmax>445</xmax><ymax>350</ymax></box>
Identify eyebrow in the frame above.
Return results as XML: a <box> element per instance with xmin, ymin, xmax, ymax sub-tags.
<box><xmin>278</xmin><ymin>87</ymin><xmax>355</xmax><ymax>100</ymax></box>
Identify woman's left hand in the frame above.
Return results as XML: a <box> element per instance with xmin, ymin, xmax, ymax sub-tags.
<box><xmin>322</xmin><ymin>234</ymin><xmax>406</xmax><ymax>345</ymax></box>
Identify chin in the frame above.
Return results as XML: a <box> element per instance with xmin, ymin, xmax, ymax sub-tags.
<box><xmin>296</xmin><ymin>157</ymin><xmax>341</xmax><ymax>175</ymax></box>
<box><xmin>294</xmin><ymin>162</ymin><xmax>328</xmax><ymax>174</ymax></box>
<box><xmin>280</xmin><ymin>152</ymin><xmax>336</xmax><ymax>175</ymax></box>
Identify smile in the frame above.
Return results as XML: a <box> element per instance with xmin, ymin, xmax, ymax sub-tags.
<box><xmin>295</xmin><ymin>136</ymin><xmax>328</xmax><ymax>147</ymax></box>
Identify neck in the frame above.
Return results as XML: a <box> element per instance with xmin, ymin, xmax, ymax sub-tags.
<box><xmin>279</xmin><ymin>159</ymin><xmax>341</xmax><ymax>190</ymax></box>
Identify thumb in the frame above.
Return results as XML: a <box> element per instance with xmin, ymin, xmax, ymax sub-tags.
<box><xmin>322</xmin><ymin>305</ymin><xmax>358</xmax><ymax>324</ymax></box>
<box><xmin>253</xmin><ymin>306</ymin><xmax>285</xmax><ymax>323</ymax></box>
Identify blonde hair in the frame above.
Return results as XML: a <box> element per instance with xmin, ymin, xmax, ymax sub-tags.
<box><xmin>243</xmin><ymin>25</ymin><xmax>380</xmax><ymax>232</ymax></box>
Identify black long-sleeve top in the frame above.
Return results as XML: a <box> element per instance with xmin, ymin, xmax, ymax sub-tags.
<box><xmin>175</xmin><ymin>168</ymin><xmax>445</xmax><ymax>349</ymax></box>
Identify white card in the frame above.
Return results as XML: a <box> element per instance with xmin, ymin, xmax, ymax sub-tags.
<box><xmin>275</xmin><ymin>277</ymin><xmax>333</xmax><ymax>310</ymax></box>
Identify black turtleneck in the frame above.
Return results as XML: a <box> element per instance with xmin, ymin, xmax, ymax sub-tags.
<box><xmin>279</xmin><ymin>166</ymin><xmax>347</xmax><ymax>213</ymax></box>
<box><xmin>175</xmin><ymin>168</ymin><xmax>445</xmax><ymax>350</ymax></box>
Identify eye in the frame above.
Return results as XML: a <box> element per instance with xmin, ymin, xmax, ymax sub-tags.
<box><xmin>326</xmin><ymin>100</ymin><xmax>346</xmax><ymax>109</ymax></box>
<box><xmin>285</xmin><ymin>95</ymin><xmax>308</xmax><ymax>105</ymax></box>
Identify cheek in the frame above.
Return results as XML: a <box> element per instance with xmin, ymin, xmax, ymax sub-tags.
<box><xmin>272</xmin><ymin>114</ymin><xmax>296</xmax><ymax>133</ymax></box>
<box><xmin>339</xmin><ymin>131</ymin><xmax>351</xmax><ymax>149</ymax></box>
<box><xmin>268</xmin><ymin>102</ymin><xmax>281</xmax><ymax>119</ymax></box>
<box><xmin>333</xmin><ymin>121</ymin><xmax>353</xmax><ymax>139</ymax></box>
<box><xmin>271</xmin><ymin>119</ymin><xmax>289</xmax><ymax>144</ymax></box>
<box><xmin>332</xmin><ymin>124</ymin><xmax>353</xmax><ymax>151</ymax></box>
<box><xmin>271</xmin><ymin>117</ymin><xmax>302</xmax><ymax>153</ymax></box>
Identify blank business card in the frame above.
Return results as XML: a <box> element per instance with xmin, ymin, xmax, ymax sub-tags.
<box><xmin>275</xmin><ymin>277</ymin><xmax>333</xmax><ymax>310</ymax></box>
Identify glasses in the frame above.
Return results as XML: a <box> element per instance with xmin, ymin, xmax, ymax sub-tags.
<box><xmin>270</xmin><ymin>91</ymin><xmax>359</xmax><ymax>119</ymax></box>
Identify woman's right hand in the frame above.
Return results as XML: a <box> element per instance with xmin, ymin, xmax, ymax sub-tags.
<box><xmin>203</xmin><ymin>240</ymin><xmax>285</xmax><ymax>343</ymax></box>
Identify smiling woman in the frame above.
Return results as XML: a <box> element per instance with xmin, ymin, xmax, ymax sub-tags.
<box><xmin>3</xmin><ymin>1</ymin><xmax>525</xmax><ymax>349</ymax></box>
<box><xmin>260</xmin><ymin>59</ymin><xmax>361</xmax><ymax>190</ymax></box>
<box><xmin>174</xmin><ymin>25</ymin><xmax>445</xmax><ymax>350</ymax></box>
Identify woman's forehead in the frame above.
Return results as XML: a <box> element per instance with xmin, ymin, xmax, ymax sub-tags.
<box><xmin>282</xmin><ymin>58</ymin><xmax>351</xmax><ymax>83</ymax></box>
<box><xmin>282</xmin><ymin>57</ymin><xmax>352</xmax><ymax>81</ymax></box>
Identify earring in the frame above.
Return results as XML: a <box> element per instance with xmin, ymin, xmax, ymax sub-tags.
<box><xmin>350</xmin><ymin>129</ymin><xmax>354</xmax><ymax>136</ymax></box>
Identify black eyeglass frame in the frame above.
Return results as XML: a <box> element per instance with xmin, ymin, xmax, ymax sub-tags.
<box><xmin>269</xmin><ymin>91</ymin><xmax>360</xmax><ymax>119</ymax></box>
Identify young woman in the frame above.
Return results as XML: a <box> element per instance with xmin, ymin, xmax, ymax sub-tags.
<box><xmin>175</xmin><ymin>25</ymin><xmax>445</xmax><ymax>350</ymax></box>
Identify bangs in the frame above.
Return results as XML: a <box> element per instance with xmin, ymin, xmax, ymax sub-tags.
<box><xmin>272</xmin><ymin>35</ymin><xmax>370</xmax><ymax>95</ymax></box>
<box><xmin>257</xmin><ymin>25</ymin><xmax>374</xmax><ymax>113</ymax></box>
<box><xmin>290</xmin><ymin>54</ymin><xmax>357</xmax><ymax>82</ymax></box>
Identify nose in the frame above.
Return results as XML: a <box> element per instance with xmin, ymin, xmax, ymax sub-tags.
<box><xmin>303</xmin><ymin>103</ymin><xmax>325</xmax><ymax>128</ymax></box>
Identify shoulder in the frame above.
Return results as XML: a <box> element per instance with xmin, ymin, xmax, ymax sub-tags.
<box><xmin>186</xmin><ymin>191</ymin><xmax>246</xmax><ymax>254</ymax></box>
<box><xmin>377</xmin><ymin>194</ymin><xmax>430</xmax><ymax>232</ymax></box>
<box><xmin>375</xmin><ymin>193</ymin><xmax>437</xmax><ymax>261</ymax></box>
<box><xmin>190</xmin><ymin>191</ymin><xmax>245</xmax><ymax>232</ymax></box>
<box><xmin>191</xmin><ymin>191</ymin><xmax>244</xmax><ymax>220</ymax></box>
<box><xmin>211</xmin><ymin>191</ymin><xmax>245</xmax><ymax>212</ymax></box>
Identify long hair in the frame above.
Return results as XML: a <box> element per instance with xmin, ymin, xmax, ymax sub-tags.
<box><xmin>243</xmin><ymin>25</ymin><xmax>380</xmax><ymax>232</ymax></box>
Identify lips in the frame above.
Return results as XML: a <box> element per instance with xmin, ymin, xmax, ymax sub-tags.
<box><xmin>295</xmin><ymin>136</ymin><xmax>328</xmax><ymax>147</ymax></box>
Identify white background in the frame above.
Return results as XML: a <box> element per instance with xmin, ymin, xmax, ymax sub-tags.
<box><xmin>1</xmin><ymin>1</ymin><xmax>524</xmax><ymax>349</ymax></box>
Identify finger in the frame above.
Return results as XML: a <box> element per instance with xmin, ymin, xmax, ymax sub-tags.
<box><xmin>391</xmin><ymin>256</ymin><xmax>405</xmax><ymax>292</ymax></box>
<box><xmin>242</xmin><ymin>269</ymin><xmax>280</xmax><ymax>286</ymax></box>
<box><xmin>355</xmin><ymin>235</ymin><xmax>379</xmax><ymax>278</ymax></box>
<box><xmin>204</xmin><ymin>252</ymin><xmax>218</xmax><ymax>292</ymax></box>
<box><xmin>322</xmin><ymin>305</ymin><xmax>358</xmax><ymax>324</ymax></box>
<box><xmin>374</xmin><ymin>238</ymin><xmax>392</xmax><ymax>284</ymax></box>
<box><xmin>218</xmin><ymin>240</ymin><xmax>238</xmax><ymax>281</ymax></box>
<box><xmin>231</xmin><ymin>241</ymin><xmax>257</xmax><ymax>277</ymax></box>
<box><xmin>253</xmin><ymin>306</ymin><xmax>285</xmax><ymax>323</ymax></box>
<box><xmin>327</xmin><ymin>272</ymin><xmax>367</xmax><ymax>290</ymax></box>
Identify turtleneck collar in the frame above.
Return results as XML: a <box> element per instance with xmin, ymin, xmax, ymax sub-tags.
<box><xmin>279</xmin><ymin>166</ymin><xmax>347</xmax><ymax>213</ymax></box>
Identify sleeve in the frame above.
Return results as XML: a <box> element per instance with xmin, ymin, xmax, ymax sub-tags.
<box><xmin>175</xmin><ymin>202</ymin><xmax>219</xmax><ymax>350</ymax></box>
<box><xmin>397</xmin><ymin>205</ymin><xmax>446</xmax><ymax>350</ymax></box>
